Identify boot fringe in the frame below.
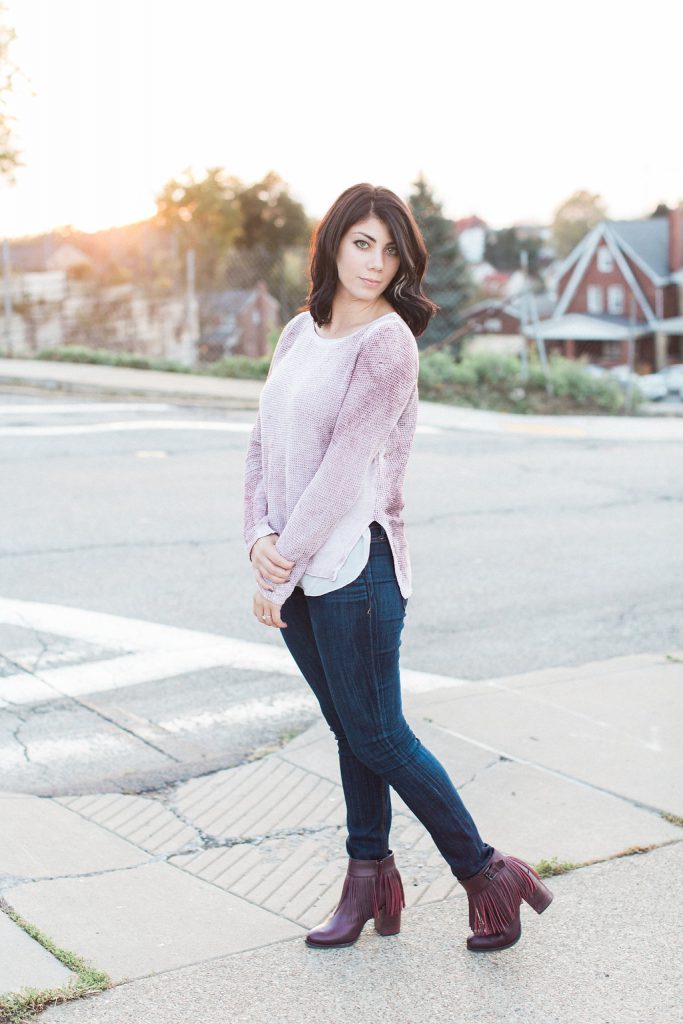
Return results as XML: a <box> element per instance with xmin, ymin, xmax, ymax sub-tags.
<box><xmin>339</xmin><ymin>872</ymin><xmax>380</xmax><ymax>922</ymax></box>
<box><xmin>469</xmin><ymin>855</ymin><xmax>539</xmax><ymax>936</ymax></box>
<box><xmin>379</xmin><ymin>864</ymin><xmax>406</xmax><ymax>917</ymax></box>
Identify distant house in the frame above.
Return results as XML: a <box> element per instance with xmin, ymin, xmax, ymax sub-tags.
<box><xmin>197</xmin><ymin>281</ymin><xmax>280</xmax><ymax>362</ymax></box>
<box><xmin>461</xmin><ymin>295</ymin><xmax>555</xmax><ymax>356</ymax></box>
<box><xmin>454</xmin><ymin>216</ymin><xmax>488</xmax><ymax>263</ymax></box>
<box><xmin>523</xmin><ymin>206</ymin><xmax>683</xmax><ymax>371</ymax></box>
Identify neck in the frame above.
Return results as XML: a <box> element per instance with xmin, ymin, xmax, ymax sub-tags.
<box><xmin>327</xmin><ymin>294</ymin><xmax>390</xmax><ymax>333</ymax></box>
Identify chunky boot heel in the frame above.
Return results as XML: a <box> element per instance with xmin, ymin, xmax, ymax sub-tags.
<box><xmin>374</xmin><ymin>907</ymin><xmax>401</xmax><ymax>936</ymax></box>
<box><xmin>459</xmin><ymin>848</ymin><xmax>554</xmax><ymax>952</ymax></box>
<box><xmin>374</xmin><ymin>852</ymin><xmax>405</xmax><ymax>938</ymax></box>
<box><xmin>525</xmin><ymin>879</ymin><xmax>554</xmax><ymax>914</ymax></box>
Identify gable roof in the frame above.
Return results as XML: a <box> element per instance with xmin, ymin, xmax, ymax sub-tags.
<box><xmin>554</xmin><ymin>220</ymin><xmax>660</xmax><ymax>323</ymax></box>
<box><xmin>555</xmin><ymin>215</ymin><xmax>680</xmax><ymax>293</ymax></box>
<box><xmin>608</xmin><ymin>218</ymin><xmax>671</xmax><ymax>281</ymax></box>
<box><xmin>522</xmin><ymin>313</ymin><xmax>652</xmax><ymax>342</ymax></box>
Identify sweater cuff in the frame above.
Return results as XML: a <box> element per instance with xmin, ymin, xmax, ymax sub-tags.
<box><xmin>255</xmin><ymin>559</ymin><xmax>306</xmax><ymax>606</ymax></box>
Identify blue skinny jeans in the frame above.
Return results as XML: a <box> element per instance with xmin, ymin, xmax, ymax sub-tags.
<box><xmin>279</xmin><ymin>520</ymin><xmax>493</xmax><ymax>880</ymax></box>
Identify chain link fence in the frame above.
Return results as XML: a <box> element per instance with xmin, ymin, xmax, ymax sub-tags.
<box><xmin>3</xmin><ymin>239</ymin><xmax>475</xmax><ymax>366</ymax></box>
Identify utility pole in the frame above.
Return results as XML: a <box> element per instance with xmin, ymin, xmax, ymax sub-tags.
<box><xmin>519</xmin><ymin>250</ymin><xmax>529</xmax><ymax>384</ymax></box>
<box><xmin>625</xmin><ymin>296</ymin><xmax>636</xmax><ymax>415</ymax></box>
<box><xmin>2</xmin><ymin>238</ymin><xmax>12</xmax><ymax>356</ymax></box>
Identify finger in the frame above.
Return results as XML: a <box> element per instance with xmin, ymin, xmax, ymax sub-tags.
<box><xmin>264</xmin><ymin>558</ymin><xmax>291</xmax><ymax>582</ymax></box>
<box><xmin>268</xmin><ymin>603</ymin><xmax>287</xmax><ymax>628</ymax></box>
<box><xmin>256</xmin><ymin>569</ymin><xmax>275</xmax><ymax>592</ymax></box>
<box><xmin>265</xmin><ymin>544</ymin><xmax>295</xmax><ymax>569</ymax></box>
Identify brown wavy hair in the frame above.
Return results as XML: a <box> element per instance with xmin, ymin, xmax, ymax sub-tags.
<box><xmin>303</xmin><ymin>183</ymin><xmax>439</xmax><ymax>337</ymax></box>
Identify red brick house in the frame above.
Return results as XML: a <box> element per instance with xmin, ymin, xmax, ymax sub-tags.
<box><xmin>525</xmin><ymin>206</ymin><xmax>683</xmax><ymax>371</ymax></box>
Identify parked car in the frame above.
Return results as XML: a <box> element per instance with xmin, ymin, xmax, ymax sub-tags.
<box><xmin>608</xmin><ymin>364</ymin><xmax>633</xmax><ymax>382</ymax></box>
<box><xmin>582</xmin><ymin>363</ymin><xmax>608</xmax><ymax>379</ymax></box>
<box><xmin>633</xmin><ymin>374</ymin><xmax>668</xmax><ymax>401</ymax></box>
<box><xmin>607</xmin><ymin>364</ymin><xmax>668</xmax><ymax>402</ymax></box>
<box><xmin>659</xmin><ymin>363</ymin><xmax>683</xmax><ymax>396</ymax></box>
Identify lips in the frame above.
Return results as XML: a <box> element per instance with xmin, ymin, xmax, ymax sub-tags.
<box><xmin>360</xmin><ymin>277</ymin><xmax>381</xmax><ymax>286</ymax></box>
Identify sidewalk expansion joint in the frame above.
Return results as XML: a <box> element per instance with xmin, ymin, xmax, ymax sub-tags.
<box><xmin>453</xmin><ymin>756</ymin><xmax>502</xmax><ymax>791</ymax></box>
<box><xmin>0</xmin><ymin>856</ymin><xmax>161</xmax><ymax>893</ymax></box>
<box><xmin>427</xmin><ymin>720</ymin><xmax>678</xmax><ymax>820</ymax></box>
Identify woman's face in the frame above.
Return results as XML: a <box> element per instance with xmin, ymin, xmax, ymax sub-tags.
<box><xmin>335</xmin><ymin>214</ymin><xmax>401</xmax><ymax>303</ymax></box>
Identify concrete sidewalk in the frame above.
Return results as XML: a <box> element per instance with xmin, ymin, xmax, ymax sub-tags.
<box><xmin>1</xmin><ymin>648</ymin><xmax>681</xmax><ymax>1022</ymax></box>
<box><xmin>3</xmin><ymin>356</ymin><xmax>683</xmax><ymax>439</ymax></box>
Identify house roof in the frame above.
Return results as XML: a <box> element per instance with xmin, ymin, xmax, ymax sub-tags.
<box><xmin>555</xmin><ymin>214</ymin><xmax>683</xmax><ymax>293</ymax></box>
<box><xmin>463</xmin><ymin>292</ymin><xmax>555</xmax><ymax>320</ymax></box>
<box><xmin>608</xmin><ymin>218</ymin><xmax>672</xmax><ymax>281</ymax></box>
<box><xmin>522</xmin><ymin>313</ymin><xmax>652</xmax><ymax>342</ymax></box>
<box><xmin>454</xmin><ymin>216</ymin><xmax>487</xmax><ymax>232</ymax></box>
<box><xmin>653</xmin><ymin>315</ymin><xmax>683</xmax><ymax>333</ymax></box>
<box><xmin>203</xmin><ymin>288</ymin><xmax>257</xmax><ymax>316</ymax></box>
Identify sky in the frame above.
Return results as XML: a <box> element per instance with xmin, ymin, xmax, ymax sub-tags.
<box><xmin>2</xmin><ymin>0</ymin><xmax>682</xmax><ymax>239</ymax></box>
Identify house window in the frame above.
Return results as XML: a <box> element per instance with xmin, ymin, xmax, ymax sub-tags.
<box><xmin>597</xmin><ymin>245</ymin><xmax>614</xmax><ymax>273</ymax></box>
<box><xmin>607</xmin><ymin>284</ymin><xmax>625</xmax><ymax>315</ymax></box>
<box><xmin>587</xmin><ymin>285</ymin><xmax>604</xmax><ymax>314</ymax></box>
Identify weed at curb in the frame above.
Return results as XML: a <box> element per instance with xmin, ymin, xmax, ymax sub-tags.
<box><xmin>660</xmin><ymin>811</ymin><xmax>683</xmax><ymax>828</ymax></box>
<box><xmin>534</xmin><ymin>856</ymin><xmax>577</xmax><ymax>878</ymax></box>
<box><xmin>0</xmin><ymin>900</ymin><xmax>111</xmax><ymax>1023</ymax></box>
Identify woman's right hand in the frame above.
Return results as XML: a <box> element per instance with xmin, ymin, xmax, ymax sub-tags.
<box><xmin>250</xmin><ymin>534</ymin><xmax>295</xmax><ymax>592</ymax></box>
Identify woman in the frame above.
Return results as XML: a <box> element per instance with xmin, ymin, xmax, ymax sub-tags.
<box><xmin>243</xmin><ymin>183</ymin><xmax>553</xmax><ymax>952</ymax></box>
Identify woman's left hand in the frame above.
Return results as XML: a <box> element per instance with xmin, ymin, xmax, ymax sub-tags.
<box><xmin>253</xmin><ymin>591</ymin><xmax>288</xmax><ymax>629</ymax></box>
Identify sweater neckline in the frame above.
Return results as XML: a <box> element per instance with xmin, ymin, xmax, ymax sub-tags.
<box><xmin>308</xmin><ymin>310</ymin><xmax>400</xmax><ymax>344</ymax></box>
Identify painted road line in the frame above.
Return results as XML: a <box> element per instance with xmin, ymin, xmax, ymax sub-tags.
<box><xmin>0</xmin><ymin>403</ymin><xmax>175</xmax><ymax>414</ymax></box>
<box><xmin>0</xmin><ymin>597</ymin><xmax>469</xmax><ymax>705</ymax></box>
<box><xmin>0</xmin><ymin>421</ymin><xmax>442</xmax><ymax>438</ymax></box>
<box><xmin>503</xmin><ymin>421</ymin><xmax>587</xmax><ymax>438</ymax></box>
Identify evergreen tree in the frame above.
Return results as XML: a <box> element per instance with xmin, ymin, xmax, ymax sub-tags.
<box><xmin>407</xmin><ymin>173</ymin><xmax>473</xmax><ymax>349</ymax></box>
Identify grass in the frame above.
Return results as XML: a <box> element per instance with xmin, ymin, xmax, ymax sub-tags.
<box><xmin>533</xmin><ymin>856</ymin><xmax>578</xmax><ymax>878</ymax></box>
<box><xmin>0</xmin><ymin>900</ymin><xmax>111</xmax><ymax>1024</ymax></box>
<box><xmin>660</xmin><ymin>811</ymin><xmax>683</xmax><ymax>828</ymax></box>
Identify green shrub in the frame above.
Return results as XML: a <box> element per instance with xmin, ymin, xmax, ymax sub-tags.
<box><xmin>419</xmin><ymin>348</ymin><xmax>633</xmax><ymax>415</ymax></box>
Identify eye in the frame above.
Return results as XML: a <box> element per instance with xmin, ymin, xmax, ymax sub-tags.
<box><xmin>387</xmin><ymin>246</ymin><xmax>399</xmax><ymax>256</ymax></box>
<box><xmin>354</xmin><ymin>239</ymin><xmax>369</xmax><ymax>249</ymax></box>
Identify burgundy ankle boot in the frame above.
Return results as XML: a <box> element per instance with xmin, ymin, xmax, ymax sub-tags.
<box><xmin>305</xmin><ymin>852</ymin><xmax>405</xmax><ymax>948</ymax></box>
<box><xmin>459</xmin><ymin>848</ymin><xmax>553</xmax><ymax>952</ymax></box>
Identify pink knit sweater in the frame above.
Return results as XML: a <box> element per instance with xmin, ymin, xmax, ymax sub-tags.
<box><xmin>243</xmin><ymin>309</ymin><xmax>419</xmax><ymax>607</ymax></box>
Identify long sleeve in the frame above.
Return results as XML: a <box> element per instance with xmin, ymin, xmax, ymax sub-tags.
<box><xmin>243</xmin><ymin>312</ymin><xmax>308</xmax><ymax>563</ymax></box>
<box><xmin>258</xmin><ymin>322</ymin><xmax>419</xmax><ymax>606</ymax></box>
<box><xmin>243</xmin><ymin>408</ymin><xmax>276</xmax><ymax>560</ymax></box>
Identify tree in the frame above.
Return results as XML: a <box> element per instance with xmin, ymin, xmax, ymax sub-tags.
<box><xmin>233</xmin><ymin>171</ymin><xmax>312</xmax><ymax>319</ymax></box>
<box><xmin>0</xmin><ymin>2</ymin><xmax>24</xmax><ymax>184</ymax></box>
<box><xmin>154</xmin><ymin>166</ymin><xmax>244</xmax><ymax>292</ymax></box>
<box><xmin>485</xmin><ymin>227</ymin><xmax>542</xmax><ymax>274</ymax></box>
<box><xmin>551</xmin><ymin>190</ymin><xmax>608</xmax><ymax>259</ymax></box>
<box><xmin>234</xmin><ymin>171</ymin><xmax>311</xmax><ymax>253</ymax></box>
<box><xmin>407</xmin><ymin>173</ymin><xmax>473</xmax><ymax>349</ymax></box>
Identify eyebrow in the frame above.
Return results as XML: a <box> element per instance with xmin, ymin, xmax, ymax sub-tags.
<box><xmin>353</xmin><ymin>231</ymin><xmax>397</xmax><ymax>245</ymax></box>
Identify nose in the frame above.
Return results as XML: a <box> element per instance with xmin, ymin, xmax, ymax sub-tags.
<box><xmin>368</xmin><ymin>250</ymin><xmax>384</xmax><ymax>272</ymax></box>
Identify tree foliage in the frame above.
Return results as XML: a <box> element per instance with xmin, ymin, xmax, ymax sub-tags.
<box><xmin>154</xmin><ymin>167</ymin><xmax>311</xmax><ymax>296</ymax></box>
<box><xmin>0</xmin><ymin>2</ymin><xmax>24</xmax><ymax>184</ymax></box>
<box><xmin>485</xmin><ymin>227</ymin><xmax>542</xmax><ymax>274</ymax></box>
<box><xmin>234</xmin><ymin>170</ymin><xmax>311</xmax><ymax>252</ymax></box>
<box><xmin>154</xmin><ymin>166</ymin><xmax>244</xmax><ymax>292</ymax></box>
<box><xmin>551</xmin><ymin>189</ymin><xmax>608</xmax><ymax>259</ymax></box>
<box><xmin>407</xmin><ymin>173</ymin><xmax>473</xmax><ymax>348</ymax></box>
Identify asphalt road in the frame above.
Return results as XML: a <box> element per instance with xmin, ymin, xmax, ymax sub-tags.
<box><xmin>1</xmin><ymin>395</ymin><xmax>681</xmax><ymax>795</ymax></box>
